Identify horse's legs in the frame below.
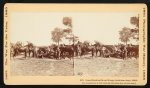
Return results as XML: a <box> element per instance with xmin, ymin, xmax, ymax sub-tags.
<box><xmin>28</xmin><ymin>50</ymin><xmax>30</xmax><ymax>57</ymax></box>
<box><xmin>34</xmin><ymin>51</ymin><xmax>37</xmax><ymax>58</ymax></box>
<box><xmin>96</xmin><ymin>50</ymin><xmax>98</xmax><ymax>57</ymax></box>
<box><xmin>25</xmin><ymin>50</ymin><xmax>27</xmax><ymax>58</ymax></box>
<box><xmin>58</xmin><ymin>51</ymin><xmax>61</xmax><ymax>60</ymax></box>
<box><xmin>102</xmin><ymin>51</ymin><xmax>104</xmax><ymax>57</ymax></box>
<box><xmin>76</xmin><ymin>51</ymin><xmax>78</xmax><ymax>57</ymax></box>
<box><xmin>63</xmin><ymin>52</ymin><xmax>65</xmax><ymax>59</ymax></box>
<box><xmin>32</xmin><ymin>50</ymin><xmax>34</xmax><ymax>57</ymax></box>
<box><xmin>42</xmin><ymin>55</ymin><xmax>44</xmax><ymax>59</ymax></box>
<box><xmin>72</xmin><ymin>51</ymin><xmax>74</xmax><ymax>59</ymax></box>
<box><xmin>77</xmin><ymin>51</ymin><xmax>80</xmax><ymax>58</ymax></box>
<box><xmin>13</xmin><ymin>50</ymin><xmax>16</xmax><ymax>57</ymax></box>
<box><xmin>80</xmin><ymin>51</ymin><xmax>82</xmax><ymax>58</ymax></box>
<box><xmin>99</xmin><ymin>50</ymin><xmax>102</xmax><ymax>57</ymax></box>
<box><xmin>91</xmin><ymin>50</ymin><xmax>94</xmax><ymax>58</ymax></box>
<box><xmin>122</xmin><ymin>52</ymin><xmax>125</xmax><ymax>60</ymax></box>
<box><xmin>12</xmin><ymin>52</ymin><xmax>15</xmax><ymax>59</ymax></box>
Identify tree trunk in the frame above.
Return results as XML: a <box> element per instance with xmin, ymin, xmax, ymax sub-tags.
<box><xmin>58</xmin><ymin>41</ymin><xmax>59</xmax><ymax>46</ymax></box>
<box><xmin>125</xmin><ymin>41</ymin><xmax>127</xmax><ymax>45</ymax></box>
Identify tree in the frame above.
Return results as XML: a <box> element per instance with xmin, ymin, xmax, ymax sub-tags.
<box><xmin>62</xmin><ymin>17</ymin><xmax>78</xmax><ymax>45</ymax></box>
<box><xmin>63</xmin><ymin>17</ymin><xmax>72</xmax><ymax>35</ymax></box>
<box><xmin>63</xmin><ymin>17</ymin><xmax>72</xmax><ymax>27</ymax></box>
<box><xmin>119</xmin><ymin>27</ymin><xmax>132</xmax><ymax>45</ymax></box>
<box><xmin>130</xmin><ymin>16</ymin><xmax>139</xmax><ymax>28</ymax></box>
<box><xmin>51</xmin><ymin>27</ymin><xmax>64</xmax><ymax>46</ymax></box>
<box><xmin>65</xmin><ymin>34</ymin><xmax>79</xmax><ymax>44</ymax></box>
<box><xmin>130</xmin><ymin>16</ymin><xmax>139</xmax><ymax>41</ymax></box>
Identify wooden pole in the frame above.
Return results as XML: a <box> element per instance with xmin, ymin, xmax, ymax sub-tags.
<box><xmin>73</xmin><ymin>34</ymin><xmax>74</xmax><ymax>76</ymax></box>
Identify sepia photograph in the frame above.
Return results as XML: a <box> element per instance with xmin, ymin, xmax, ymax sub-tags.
<box><xmin>4</xmin><ymin>4</ymin><xmax>147</xmax><ymax>85</ymax></box>
<box><xmin>10</xmin><ymin>12</ymin><xmax>139</xmax><ymax>76</ymax></box>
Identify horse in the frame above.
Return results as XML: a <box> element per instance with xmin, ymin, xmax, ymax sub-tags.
<box><xmin>126</xmin><ymin>45</ymin><xmax>139</xmax><ymax>59</ymax></box>
<box><xmin>12</xmin><ymin>42</ymin><xmax>35</xmax><ymax>59</ymax></box>
<box><xmin>13</xmin><ymin>45</ymin><xmax>28</xmax><ymax>58</ymax></box>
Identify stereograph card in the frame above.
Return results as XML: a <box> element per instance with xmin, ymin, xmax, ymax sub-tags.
<box><xmin>3</xmin><ymin>4</ymin><xmax>147</xmax><ymax>85</ymax></box>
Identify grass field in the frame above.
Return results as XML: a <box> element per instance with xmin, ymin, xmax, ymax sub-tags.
<box><xmin>10</xmin><ymin>55</ymin><xmax>138</xmax><ymax>77</ymax></box>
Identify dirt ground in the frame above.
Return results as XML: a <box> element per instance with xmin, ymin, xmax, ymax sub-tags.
<box><xmin>10</xmin><ymin>55</ymin><xmax>138</xmax><ymax>77</ymax></box>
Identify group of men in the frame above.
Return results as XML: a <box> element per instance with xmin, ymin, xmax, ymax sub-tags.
<box><xmin>11</xmin><ymin>41</ymin><xmax>138</xmax><ymax>60</ymax></box>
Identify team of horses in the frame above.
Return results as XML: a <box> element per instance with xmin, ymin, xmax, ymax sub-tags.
<box><xmin>10</xmin><ymin>42</ymin><xmax>139</xmax><ymax>60</ymax></box>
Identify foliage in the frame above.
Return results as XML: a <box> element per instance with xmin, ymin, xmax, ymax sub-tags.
<box><xmin>63</xmin><ymin>28</ymin><xmax>72</xmax><ymax>34</ymax></box>
<box><xmin>130</xmin><ymin>16</ymin><xmax>139</xmax><ymax>27</ymax></box>
<box><xmin>63</xmin><ymin>17</ymin><xmax>72</xmax><ymax>27</ymax></box>
<box><xmin>65</xmin><ymin>34</ymin><xmax>79</xmax><ymax>44</ymax></box>
<box><xmin>119</xmin><ymin>27</ymin><xmax>132</xmax><ymax>45</ymax></box>
<box><xmin>51</xmin><ymin>27</ymin><xmax>64</xmax><ymax>45</ymax></box>
<box><xmin>130</xmin><ymin>16</ymin><xmax>139</xmax><ymax>41</ymax></box>
<box><xmin>62</xmin><ymin>17</ymin><xmax>79</xmax><ymax>45</ymax></box>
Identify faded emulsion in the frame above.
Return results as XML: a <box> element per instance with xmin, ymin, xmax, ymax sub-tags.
<box><xmin>10</xmin><ymin>13</ymin><xmax>139</xmax><ymax>77</ymax></box>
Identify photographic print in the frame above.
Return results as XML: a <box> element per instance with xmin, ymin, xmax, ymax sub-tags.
<box><xmin>4</xmin><ymin>4</ymin><xmax>147</xmax><ymax>85</ymax></box>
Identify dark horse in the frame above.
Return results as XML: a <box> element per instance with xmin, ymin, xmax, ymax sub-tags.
<box><xmin>59</xmin><ymin>44</ymin><xmax>74</xmax><ymax>60</ymax></box>
<box><xmin>12</xmin><ymin>42</ymin><xmax>35</xmax><ymax>58</ymax></box>
<box><xmin>13</xmin><ymin>45</ymin><xmax>28</xmax><ymax>58</ymax></box>
<box><xmin>126</xmin><ymin>45</ymin><xmax>139</xmax><ymax>59</ymax></box>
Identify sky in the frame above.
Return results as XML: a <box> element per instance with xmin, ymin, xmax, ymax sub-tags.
<box><xmin>10</xmin><ymin>12</ymin><xmax>138</xmax><ymax>46</ymax></box>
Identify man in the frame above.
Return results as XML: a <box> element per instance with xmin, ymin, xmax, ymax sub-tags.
<box><xmin>91</xmin><ymin>45</ymin><xmax>96</xmax><ymax>58</ymax></box>
<box><xmin>102</xmin><ymin>46</ymin><xmax>106</xmax><ymax>57</ymax></box>
<box><xmin>77</xmin><ymin>44</ymin><xmax>81</xmax><ymax>58</ymax></box>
